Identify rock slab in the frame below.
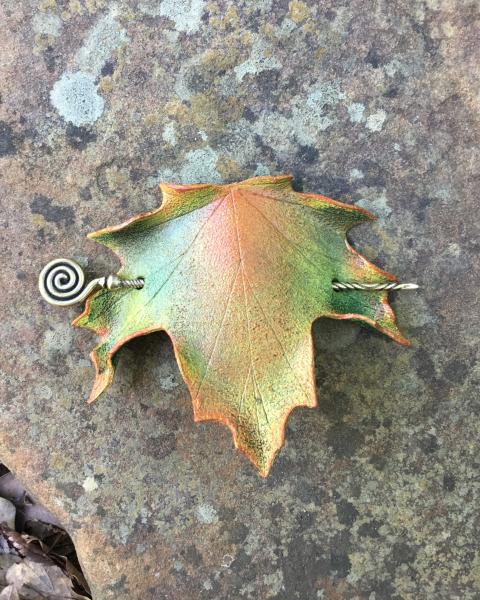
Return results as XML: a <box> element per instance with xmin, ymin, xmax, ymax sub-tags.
<box><xmin>0</xmin><ymin>1</ymin><xmax>479</xmax><ymax>598</ymax></box>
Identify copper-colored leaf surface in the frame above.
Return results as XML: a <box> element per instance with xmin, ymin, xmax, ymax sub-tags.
<box><xmin>75</xmin><ymin>175</ymin><xmax>409</xmax><ymax>475</ymax></box>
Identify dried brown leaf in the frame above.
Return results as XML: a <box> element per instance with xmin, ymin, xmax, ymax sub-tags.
<box><xmin>6</xmin><ymin>559</ymin><xmax>89</xmax><ymax>600</ymax></box>
<box><xmin>0</xmin><ymin>585</ymin><xmax>20</xmax><ymax>600</ymax></box>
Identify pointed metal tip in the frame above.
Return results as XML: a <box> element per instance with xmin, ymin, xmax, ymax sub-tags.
<box><xmin>397</xmin><ymin>283</ymin><xmax>420</xmax><ymax>290</ymax></box>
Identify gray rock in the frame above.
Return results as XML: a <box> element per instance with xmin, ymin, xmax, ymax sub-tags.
<box><xmin>0</xmin><ymin>1</ymin><xmax>479</xmax><ymax>598</ymax></box>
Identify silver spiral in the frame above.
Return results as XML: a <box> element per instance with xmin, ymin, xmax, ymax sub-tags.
<box><xmin>39</xmin><ymin>258</ymin><xmax>145</xmax><ymax>307</ymax></box>
<box><xmin>39</xmin><ymin>258</ymin><xmax>86</xmax><ymax>306</ymax></box>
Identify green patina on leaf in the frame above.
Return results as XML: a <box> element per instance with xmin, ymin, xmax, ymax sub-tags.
<box><xmin>75</xmin><ymin>175</ymin><xmax>409</xmax><ymax>475</ymax></box>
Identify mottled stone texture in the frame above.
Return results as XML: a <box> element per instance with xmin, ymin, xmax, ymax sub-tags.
<box><xmin>0</xmin><ymin>0</ymin><xmax>479</xmax><ymax>598</ymax></box>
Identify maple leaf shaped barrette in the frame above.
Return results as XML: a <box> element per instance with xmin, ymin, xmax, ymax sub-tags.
<box><xmin>39</xmin><ymin>175</ymin><xmax>418</xmax><ymax>476</ymax></box>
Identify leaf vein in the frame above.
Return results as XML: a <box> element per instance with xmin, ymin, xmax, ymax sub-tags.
<box><xmin>231</xmin><ymin>190</ymin><xmax>269</xmax><ymax>429</ymax></box>
<box><xmin>192</xmin><ymin>260</ymin><xmax>241</xmax><ymax>407</ymax></box>
<box><xmin>145</xmin><ymin>195</ymin><xmax>227</xmax><ymax>309</ymax></box>
<box><xmin>244</xmin><ymin>196</ymin><xmax>337</xmax><ymax>271</ymax></box>
<box><xmin>244</xmin><ymin>272</ymin><xmax>311</xmax><ymax>405</ymax></box>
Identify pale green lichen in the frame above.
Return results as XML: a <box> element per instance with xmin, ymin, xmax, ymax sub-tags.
<box><xmin>253</xmin><ymin>80</ymin><xmax>346</xmax><ymax>149</ymax></box>
<box><xmin>234</xmin><ymin>38</ymin><xmax>282</xmax><ymax>82</ymax></box>
<box><xmin>349</xmin><ymin>168</ymin><xmax>364</xmax><ymax>180</ymax></box>
<box><xmin>32</xmin><ymin>12</ymin><xmax>63</xmax><ymax>36</ymax></box>
<box><xmin>50</xmin><ymin>72</ymin><xmax>105</xmax><ymax>125</ymax></box>
<box><xmin>82</xmin><ymin>476</ymin><xmax>99</xmax><ymax>492</ymax></box>
<box><xmin>291</xmin><ymin>80</ymin><xmax>346</xmax><ymax>142</ymax></box>
<box><xmin>196</xmin><ymin>503</ymin><xmax>218</xmax><ymax>524</ymax></box>
<box><xmin>75</xmin><ymin>10</ymin><xmax>129</xmax><ymax>76</ymax></box>
<box><xmin>348</xmin><ymin>102</ymin><xmax>365</xmax><ymax>123</ymax></box>
<box><xmin>365</xmin><ymin>109</ymin><xmax>387</xmax><ymax>131</ymax></box>
<box><xmin>162</xmin><ymin>121</ymin><xmax>177</xmax><ymax>146</ymax></box>
<box><xmin>157</xmin><ymin>147</ymin><xmax>222</xmax><ymax>184</ymax></box>
<box><xmin>254</xmin><ymin>163</ymin><xmax>271</xmax><ymax>176</ymax></box>
<box><xmin>179</xmin><ymin>147</ymin><xmax>221</xmax><ymax>182</ymax></box>
<box><xmin>139</xmin><ymin>0</ymin><xmax>206</xmax><ymax>33</ymax></box>
<box><xmin>50</xmin><ymin>9</ymin><xmax>128</xmax><ymax>124</ymax></box>
<box><xmin>42</xmin><ymin>321</ymin><xmax>74</xmax><ymax>356</ymax></box>
<box><xmin>356</xmin><ymin>188</ymin><xmax>392</xmax><ymax>219</ymax></box>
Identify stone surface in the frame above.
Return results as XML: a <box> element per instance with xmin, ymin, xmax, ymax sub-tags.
<box><xmin>0</xmin><ymin>1</ymin><xmax>479</xmax><ymax>599</ymax></box>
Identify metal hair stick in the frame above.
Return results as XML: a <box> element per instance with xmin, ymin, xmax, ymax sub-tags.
<box><xmin>39</xmin><ymin>258</ymin><xmax>417</xmax><ymax>308</ymax></box>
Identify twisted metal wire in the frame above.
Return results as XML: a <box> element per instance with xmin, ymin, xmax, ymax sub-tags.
<box><xmin>332</xmin><ymin>281</ymin><xmax>419</xmax><ymax>291</ymax></box>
